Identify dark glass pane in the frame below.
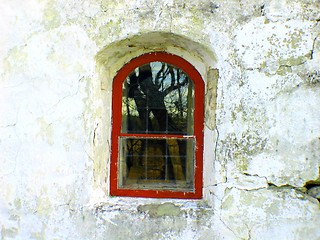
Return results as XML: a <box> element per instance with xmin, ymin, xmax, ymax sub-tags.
<box><xmin>122</xmin><ymin>62</ymin><xmax>194</xmax><ymax>134</ymax></box>
<box><xmin>118</xmin><ymin>137</ymin><xmax>195</xmax><ymax>190</ymax></box>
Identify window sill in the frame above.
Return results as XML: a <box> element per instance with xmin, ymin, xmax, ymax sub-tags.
<box><xmin>94</xmin><ymin>196</ymin><xmax>212</xmax><ymax>218</ymax></box>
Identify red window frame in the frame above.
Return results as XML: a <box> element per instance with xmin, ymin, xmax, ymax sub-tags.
<box><xmin>110</xmin><ymin>52</ymin><xmax>204</xmax><ymax>199</ymax></box>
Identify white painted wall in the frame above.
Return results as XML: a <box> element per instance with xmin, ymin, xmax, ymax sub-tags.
<box><xmin>1</xmin><ymin>0</ymin><xmax>319</xmax><ymax>239</ymax></box>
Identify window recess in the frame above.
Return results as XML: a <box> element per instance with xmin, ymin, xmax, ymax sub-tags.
<box><xmin>110</xmin><ymin>52</ymin><xmax>204</xmax><ymax>199</ymax></box>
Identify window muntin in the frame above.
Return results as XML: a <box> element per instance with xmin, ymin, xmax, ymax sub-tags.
<box><xmin>110</xmin><ymin>52</ymin><xmax>204</xmax><ymax>199</ymax></box>
<box><xmin>121</xmin><ymin>62</ymin><xmax>194</xmax><ymax>135</ymax></box>
<box><xmin>118</xmin><ymin>137</ymin><xmax>195</xmax><ymax>190</ymax></box>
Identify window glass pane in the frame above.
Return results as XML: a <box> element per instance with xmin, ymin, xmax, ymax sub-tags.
<box><xmin>122</xmin><ymin>62</ymin><xmax>194</xmax><ymax>134</ymax></box>
<box><xmin>118</xmin><ymin>137</ymin><xmax>195</xmax><ymax>191</ymax></box>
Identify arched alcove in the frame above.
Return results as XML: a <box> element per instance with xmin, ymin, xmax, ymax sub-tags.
<box><xmin>93</xmin><ymin>32</ymin><xmax>218</xmax><ymax>200</ymax></box>
<box><xmin>96</xmin><ymin>31</ymin><xmax>217</xmax><ymax>90</ymax></box>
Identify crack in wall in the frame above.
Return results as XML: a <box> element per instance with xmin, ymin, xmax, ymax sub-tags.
<box><xmin>2</xmin><ymin>1</ymin><xmax>320</xmax><ymax>239</ymax></box>
<box><xmin>218</xmin><ymin>180</ymin><xmax>319</xmax><ymax>239</ymax></box>
<box><xmin>0</xmin><ymin>123</ymin><xmax>17</xmax><ymax>128</ymax></box>
<box><xmin>244</xmin><ymin>223</ymin><xmax>252</xmax><ymax>240</ymax></box>
<box><xmin>268</xmin><ymin>181</ymin><xmax>320</xmax><ymax>203</ymax></box>
<box><xmin>304</xmin><ymin>179</ymin><xmax>320</xmax><ymax>202</ymax></box>
<box><xmin>214</xmin><ymin>125</ymin><xmax>220</xmax><ymax>164</ymax></box>
<box><xmin>310</xmin><ymin>34</ymin><xmax>319</xmax><ymax>60</ymax></box>
<box><xmin>92</xmin><ymin>123</ymin><xmax>99</xmax><ymax>146</ymax></box>
<box><xmin>260</xmin><ymin>4</ymin><xmax>265</xmax><ymax>17</ymax></box>
<box><xmin>47</xmin><ymin>76</ymin><xmax>83</xmax><ymax>114</ymax></box>
<box><xmin>219</xmin><ymin>187</ymin><xmax>241</xmax><ymax>239</ymax></box>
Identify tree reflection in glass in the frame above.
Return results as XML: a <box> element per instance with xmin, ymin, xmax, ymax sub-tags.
<box><xmin>122</xmin><ymin>62</ymin><xmax>194</xmax><ymax>134</ymax></box>
<box><xmin>119</xmin><ymin>62</ymin><xmax>195</xmax><ymax>190</ymax></box>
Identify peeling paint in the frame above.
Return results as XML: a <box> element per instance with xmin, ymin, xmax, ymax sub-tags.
<box><xmin>1</xmin><ymin>0</ymin><xmax>320</xmax><ymax>239</ymax></box>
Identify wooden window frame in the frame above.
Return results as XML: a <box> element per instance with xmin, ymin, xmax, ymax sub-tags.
<box><xmin>110</xmin><ymin>52</ymin><xmax>204</xmax><ymax>199</ymax></box>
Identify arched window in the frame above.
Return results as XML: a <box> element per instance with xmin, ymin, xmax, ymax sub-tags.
<box><xmin>110</xmin><ymin>52</ymin><xmax>204</xmax><ymax>199</ymax></box>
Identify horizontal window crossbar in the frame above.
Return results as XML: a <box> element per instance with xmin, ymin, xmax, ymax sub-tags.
<box><xmin>125</xmin><ymin>154</ymin><xmax>187</xmax><ymax>158</ymax></box>
<box><xmin>119</xmin><ymin>133</ymin><xmax>195</xmax><ymax>139</ymax></box>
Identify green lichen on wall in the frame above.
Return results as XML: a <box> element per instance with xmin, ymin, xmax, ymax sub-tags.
<box><xmin>219</xmin><ymin>130</ymin><xmax>268</xmax><ymax>172</ymax></box>
<box><xmin>228</xmin><ymin>96</ymin><xmax>269</xmax><ymax>130</ymax></box>
<box><xmin>30</xmin><ymin>223</ymin><xmax>47</xmax><ymax>240</ymax></box>
<box><xmin>81</xmin><ymin>72</ymin><xmax>109</xmax><ymax>188</ymax></box>
<box><xmin>1</xmin><ymin>0</ymin><xmax>320</xmax><ymax>239</ymax></box>
<box><xmin>3</xmin><ymin>46</ymin><xmax>28</xmax><ymax>75</ymax></box>
<box><xmin>221</xmin><ymin>187</ymin><xmax>320</xmax><ymax>239</ymax></box>
<box><xmin>276</xmin><ymin>65</ymin><xmax>292</xmax><ymax>76</ymax></box>
<box><xmin>1</xmin><ymin>227</ymin><xmax>18</xmax><ymax>239</ymax></box>
<box><xmin>283</xmin><ymin>29</ymin><xmax>304</xmax><ymax>49</ymax></box>
<box><xmin>43</xmin><ymin>0</ymin><xmax>61</xmax><ymax>29</ymax></box>
<box><xmin>278</xmin><ymin>54</ymin><xmax>310</xmax><ymax>67</ymax></box>
<box><xmin>205</xmin><ymin>68</ymin><xmax>219</xmax><ymax>130</ymax></box>
<box><xmin>95</xmin><ymin>19</ymin><xmax>122</xmax><ymax>47</ymax></box>
<box><xmin>137</xmin><ymin>203</ymin><xmax>182</xmax><ymax>217</ymax></box>
<box><xmin>36</xmin><ymin>196</ymin><xmax>53</xmax><ymax>217</ymax></box>
<box><xmin>221</xmin><ymin>190</ymin><xmax>234</xmax><ymax>210</ymax></box>
<box><xmin>93</xmin><ymin>200</ymin><xmax>215</xmax><ymax>239</ymax></box>
<box><xmin>37</xmin><ymin>117</ymin><xmax>54</xmax><ymax>145</ymax></box>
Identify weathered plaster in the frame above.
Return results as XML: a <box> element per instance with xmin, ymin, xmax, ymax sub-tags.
<box><xmin>1</xmin><ymin>0</ymin><xmax>320</xmax><ymax>239</ymax></box>
<box><xmin>221</xmin><ymin>187</ymin><xmax>320</xmax><ymax>239</ymax></box>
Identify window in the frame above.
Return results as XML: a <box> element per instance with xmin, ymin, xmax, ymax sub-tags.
<box><xmin>110</xmin><ymin>52</ymin><xmax>204</xmax><ymax>199</ymax></box>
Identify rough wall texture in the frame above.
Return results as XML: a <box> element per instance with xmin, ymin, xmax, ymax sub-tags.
<box><xmin>1</xmin><ymin>0</ymin><xmax>320</xmax><ymax>239</ymax></box>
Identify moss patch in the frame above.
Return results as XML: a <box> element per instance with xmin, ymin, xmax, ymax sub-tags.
<box><xmin>43</xmin><ymin>0</ymin><xmax>61</xmax><ymax>29</ymax></box>
<box><xmin>219</xmin><ymin>130</ymin><xmax>268</xmax><ymax>173</ymax></box>
<box><xmin>137</xmin><ymin>202</ymin><xmax>182</xmax><ymax>217</ymax></box>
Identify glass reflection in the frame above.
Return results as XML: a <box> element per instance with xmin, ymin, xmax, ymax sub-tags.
<box><xmin>122</xmin><ymin>62</ymin><xmax>194</xmax><ymax>134</ymax></box>
<box><xmin>118</xmin><ymin>137</ymin><xmax>195</xmax><ymax>190</ymax></box>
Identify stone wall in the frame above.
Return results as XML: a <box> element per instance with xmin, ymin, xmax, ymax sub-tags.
<box><xmin>1</xmin><ymin>0</ymin><xmax>319</xmax><ymax>239</ymax></box>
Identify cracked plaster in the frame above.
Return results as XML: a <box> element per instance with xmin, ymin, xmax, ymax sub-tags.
<box><xmin>1</xmin><ymin>0</ymin><xmax>320</xmax><ymax>239</ymax></box>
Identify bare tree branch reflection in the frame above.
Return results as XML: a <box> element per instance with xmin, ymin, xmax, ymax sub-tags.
<box><xmin>122</xmin><ymin>62</ymin><xmax>193</xmax><ymax>182</ymax></box>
